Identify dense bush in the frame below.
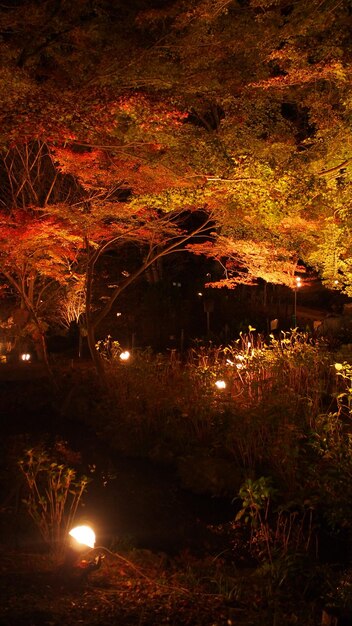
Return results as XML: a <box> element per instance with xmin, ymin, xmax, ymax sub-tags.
<box><xmin>89</xmin><ymin>331</ymin><xmax>333</xmax><ymax>483</ymax></box>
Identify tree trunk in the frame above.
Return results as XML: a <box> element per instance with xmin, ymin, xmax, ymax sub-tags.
<box><xmin>86</xmin><ymin>314</ymin><xmax>106</xmax><ymax>380</ymax></box>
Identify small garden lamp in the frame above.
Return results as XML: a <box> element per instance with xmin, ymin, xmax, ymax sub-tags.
<box><xmin>119</xmin><ymin>350</ymin><xmax>130</xmax><ymax>361</ymax></box>
<box><xmin>215</xmin><ymin>379</ymin><xmax>226</xmax><ymax>389</ymax></box>
<box><xmin>293</xmin><ymin>276</ymin><xmax>302</xmax><ymax>327</ymax></box>
<box><xmin>69</xmin><ymin>524</ymin><xmax>96</xmax><ymax>549</ymax></box>
<box><xmin>65</xmin><ymin>525</ymin><xmax>104</xmax><ymax>578</ymax></box>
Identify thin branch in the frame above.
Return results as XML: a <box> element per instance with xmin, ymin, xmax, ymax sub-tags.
<box><xmin>318</xmin><ymin>158</ymin><xmax>352</xmax><ymax>177</ymax></box>
<box><xmin>92</xmin><ymin>215</ymin><xmax>214</xmax><ymax>328</ymax></box>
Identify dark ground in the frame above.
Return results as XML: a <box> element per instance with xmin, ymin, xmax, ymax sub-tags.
<box><xmin>0</xmin><ymin>547</ymin><xmax>246</xmax><ymax>626</ymax></box>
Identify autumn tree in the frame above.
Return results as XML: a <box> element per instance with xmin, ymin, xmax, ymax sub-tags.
<box><xmin>47</xmin><ymin>131</ymin><xmax>217</xmax><ymax>373</ymax></box>
<box><xmin>0</xmin><ymin>141</ymin><xmax>83</xmax><ymax>370</ymax></box>
<box><xmin>0</xmin><ymin>211</ymin><xmax>81</xmax><ymax>367</ymax></box>
<box><xmin>1</xmin><ymin>0</ymin><xmax>352</xmax><ymax>374</ymax></box>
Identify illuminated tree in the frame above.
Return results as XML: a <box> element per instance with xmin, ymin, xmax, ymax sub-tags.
<box><xmin>0</xmin><ymin>0</ymin><xmax>352</xmax><ymax>375</ymax></box>
<box><xmin>0</xmin><ymin>210</ymin><xmax>80</xmax><ymax>368</ymax></box>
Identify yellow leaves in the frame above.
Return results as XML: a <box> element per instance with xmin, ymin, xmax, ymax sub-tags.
<box><xmin>250</xmin><ymin>61</ymin><xmax>348</xmax><ymax>92</ymax></box>
<box><xmin>190</xmin><ymin>234</ymin><xmax>299</xmax><ymax>287</ymax></box>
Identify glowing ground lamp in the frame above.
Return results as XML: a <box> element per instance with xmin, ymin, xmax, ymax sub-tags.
<box><xmin>119</xmin><ymin>350</ymin><xmax>130</xmax><ymax>361</ymax></box>
<box><xmin>293</xmin><ymin>275</ymin><xmax>302</xmax><ymax>327</ymax></box>
<box><xmin>69</xmin><ymin>524</ymin><xmax>96</xmax><ymax>549</ymax></box>
<box><xmin>215</xmin><ymin>379</ymin><xmax>226</xmax><ymax>390</ymax></box>
<box><xmin>64</xmin><ymin>524</ymin><xmax>103</xmax><ymax>578</ymax></box>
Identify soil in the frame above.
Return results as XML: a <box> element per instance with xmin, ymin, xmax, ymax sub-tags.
<box><xmin>0</xmin><ymin>547</ymin><xmax>244</xmax><ymax>626</ymax></box>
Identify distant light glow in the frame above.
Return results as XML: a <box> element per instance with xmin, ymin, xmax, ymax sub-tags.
<box><xmin>197</xmin><ymin>292</ymin><xmax>203</xmax><ymax>296</ymax></box>
<box><xmin>295</xmin><ymin>276</ymin><xmax>302</xmax><ymax>287</ymax></box>
<box><xmin>69</xmin><ymin>525</ymin><xmax>96</xmax><ymax>549</ymax></box>
<box><xmin>21</xmin><ymin>353</ymin><xmax>31</xmax><ymax>361</ymax></box>
<box><xmin>116</xmin><ymin>312</ymin><xmax>122</xmax><ymax>317</ymax></box>
<box><xmin>119</xmin><ymin>350</ymin><xmax>130</xmax><ymax>361</ymax></box>
<box><xmin>215</xmin><ymin>379</ymin><xmax>226</xmax><ymax>389</ymax></box>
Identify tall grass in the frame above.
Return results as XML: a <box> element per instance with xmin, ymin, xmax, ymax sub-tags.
<box><xmin>92</xmin><ymin>331</ymin><xmax>335</xmax><ymax>488</ymax></box>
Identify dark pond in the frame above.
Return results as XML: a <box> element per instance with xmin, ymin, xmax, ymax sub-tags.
<box><xmin>82</xmin><ymin>455</ymin><xmax>234</xmax><ymax>555</ymax></box>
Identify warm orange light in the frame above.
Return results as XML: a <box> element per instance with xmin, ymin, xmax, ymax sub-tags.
<box><xmin>215</xmin><ymin>379</ymin><xmax>226</xmax><ymax>389</ymax></box>
<box><xmin>20</xmin><ymin>353</ymin><xmax>31</xmax><ymax>361</ymax></box>
<box><xmin>69</xmin><ymin>525</ymin><xmax>96</xmax><ymax>549</ymax></box>
<box><xmin>119</xmin><ymin>350</ymin><xmax>130</xmax><ymax>361</ymax></box>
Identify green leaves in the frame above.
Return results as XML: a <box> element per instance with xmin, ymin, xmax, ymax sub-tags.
<box><xmin>18</xmin><ymin>442</ymin><xmax>90</xmax><ymax>558</ymax></box>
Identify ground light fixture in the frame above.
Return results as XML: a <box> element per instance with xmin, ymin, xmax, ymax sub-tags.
<box><xmin>69</xmin><ymin>524</ymin><xmax>96</xmax><ymax>549</ymax></box>
<box><xmin>215</xmin><ymin>379</ymin><xmax>226</xmax><ymax>389</ymax></box>
<box><xmin>65</xmin><ymin>524</ymin><xmax>153</xmax><ymax>583</ymax></box>
<box><xmin>293</xmin><ymin>275</ymin><xmax>302</xmax><ymax>327</ymax></box>
<box><xmin>65</xmin><ymin>524</ymin><xmax>104</xmax><ymax>579</ymax></box>
<box><xmin>119</xmin><ymin>350</ymin><xmax>130</xmax><ymax>361</ymax></box>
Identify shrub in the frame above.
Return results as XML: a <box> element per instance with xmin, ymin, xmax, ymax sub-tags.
<box><xmin>18</xmin><ymin>441</ymin><xmax>89</xmax><ymax>558</ymax></box>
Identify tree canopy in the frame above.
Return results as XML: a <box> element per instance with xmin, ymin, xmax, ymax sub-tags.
<box><xmin>1</xmin><ymin>0</ymin><xmax>352</xmax><ymax>365</ymax></box>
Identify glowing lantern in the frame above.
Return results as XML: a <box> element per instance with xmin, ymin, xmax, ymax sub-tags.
<box><xmin>119</xmin><ymin>350</ymin><xmax>130</xmax><ymax>361</ymax></box>
<box><xmin>69</xmin><ymin>525</ymin><xmax>96</xmax><ymax>549</ymax></box>
<box><xmin>20</xmin><ymin>353</ymin><xmax>31</xmax><ymax>361</ymax></box>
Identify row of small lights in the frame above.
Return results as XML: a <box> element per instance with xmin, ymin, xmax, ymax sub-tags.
<box><xmin>211</xmin><ymin>278</ymin><xmax>299</xmax><ymax>390</ymax></box>
<box><xmin>17</xmin><ymin>275</ymin><xmax>340</xmax><ymax>380</ymax></box>
<box><xmin>120</xmin><ymin>346</ymin><xmax>227</xmax><ymax>388</ymax></box>
<box><xmin>19</xmin><ymin>351</ymin><xmax>131</xmax><ymax>362</ymax></box>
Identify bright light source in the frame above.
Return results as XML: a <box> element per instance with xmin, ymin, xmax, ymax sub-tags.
<box><xmin>69</xmin><ymin>525</ymin><xmax>96</xmax><ymax>549</ymax></box>
<box><xmin>247</xmin><ymin>342</ymin><xmax>251</xmax><ymax>349</ymax></box>
<box><xmin>226</xmin><ymin>359</ymin><xmax>234</xmax><ymax>366</ymax></box>
<box><xmin>334</xmin><ymin>280</ymin><xmax>339</xmax><ymax>285</ymax></box>
<box><xmin>116</xmin><ymin>312</ymin><xmax>122</xmax><ymax>317</ymax></box>
<box><xmin>119</xmin><ymin>350</ymin><xmax>130</xmax><ymax>361</ymax></box>
<box><xmin>20</xmin><ymin>353</ymin><xmax>31</xmax><ymax>361</ymax></box>
<box><xmin>215</xmin><ymin>379</ymin><xmax>226</xmax><ymax>389</ymax></box>
<box><xmin>295</xmin><ymin>276</ymin><xmax>302</xmax><ymax>287</ymax></box>
<box><xmin>197</xmin><ymin>292</ymin><xmax>203</xmax><ymax>296</ymax></box>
